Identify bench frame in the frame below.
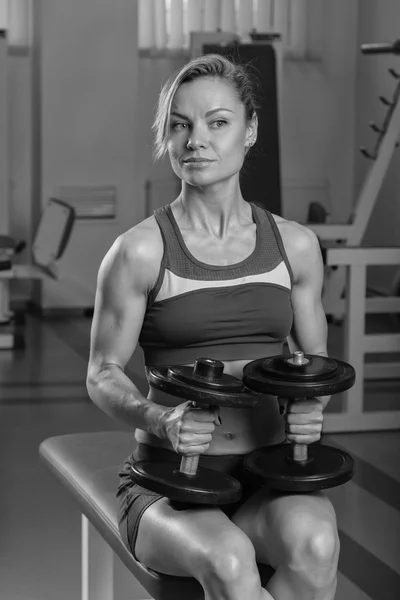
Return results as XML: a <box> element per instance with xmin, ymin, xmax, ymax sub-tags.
<box><xmin>82</xmin><ymin>515</ymin><xmax>150</xmax><ymax>600</ymax></box>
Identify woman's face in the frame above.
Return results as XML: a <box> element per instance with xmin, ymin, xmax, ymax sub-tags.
<box><xmin>167</xmin><ymin>77</ymin><xmax>255</xmax><ymax>188</ymax></box>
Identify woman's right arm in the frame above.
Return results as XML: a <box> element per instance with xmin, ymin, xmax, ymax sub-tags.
<box><xmin>86</xmin><ymin>226</ymin><xmax>169</xmax><ymax>437</ymax></box>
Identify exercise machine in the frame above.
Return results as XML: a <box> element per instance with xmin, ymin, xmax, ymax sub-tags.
<box><xmin>0</xmin><ymin>198</ymin><xmax>75</xmax><ymax>349</ymax></box>
<box><xmin>308</xmin><ymin>38</ymin><xmax>400</xmax><ymax>317</ymax></box>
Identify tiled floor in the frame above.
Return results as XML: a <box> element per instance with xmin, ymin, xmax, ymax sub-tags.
<box><xmin>0</xmin><ymin>313</ymin><xmax>399</xmax><ymax>600</ymax></box>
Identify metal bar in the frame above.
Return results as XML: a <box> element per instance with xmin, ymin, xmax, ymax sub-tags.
<box><xmin>323</xmin><ymin>411</ymin><xmax>400</xmax><ymax>432</ymax></box>
<box><xmin>180</xmin><ymin>454</ymin><xmax>199</xmax><ymax>476</ymax></box>
<box><xmin>364</xmin><ymin>362</ymin><xmax>400</xmax><ymax>380</ymax></box>
<box><xmin>324</xmin><ymin>296</ymin><xmax>400</xmax><ymax>315</ymax></box>
<box><xmin>0</xmin><ymin>279</ymin><xmax>10</xmax><ymax>321</ymax></box>
<box><xmin>363</xmin><ymin>334</ymin><xmax>400</xmax><ymax>353</ymax></box>
<box><xmin>364</xmin><ymin>296</ymin><xmax>400</xmax><ymax>313</ymax></box>
<box><xmin>343</xmin><ymin>264</ymin><xmax>366</xmax><ymax>415</ymax></box>
<box><xmin>81</xmin><ymin>515</ymin><xmax>114</xmax><ymax>600</ymax></box>
<box><xmin>350</xmin><ymin>97</ymin><xmax>400</xmax><ymax>245</ymax></box>
<box><xmin>327</xmin><ymin>246</ymin><xmax>400</xmax><ymax>266</ymax></box>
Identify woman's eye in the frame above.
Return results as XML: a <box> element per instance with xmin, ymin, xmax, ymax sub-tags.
<box><xmin>171</xmin><ymin>122</ymin><xmax>188</xmax><ymax>131</ymax></box>
<box><xmin>211</xmin><ymin>120</ymin><xmax>227</xmax><ymax>128</ymax></box>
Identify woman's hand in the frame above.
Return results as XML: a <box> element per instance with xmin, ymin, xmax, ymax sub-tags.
<box><xmin>278</xmin><ymin>397</ymin><xmax>323</xmax><ymax>444</ymax></box>
<box><xmin>160</xmin><ymin>401</ymin><xmax>221</xmax><ymax>455</ymax></box>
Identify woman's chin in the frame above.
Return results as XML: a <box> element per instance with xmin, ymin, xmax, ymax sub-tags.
<box><xmin>186</xmin><ymin>173</ymin><xmax>215</xmax><ymax>186</ymax></box>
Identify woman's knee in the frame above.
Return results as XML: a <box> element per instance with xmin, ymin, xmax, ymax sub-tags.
<box><xmin>199</xmin><ymin>529</ymin><xmax>258</xmax><ymax>586</ymax></box>
<box><xmin>281</xmin><ymin>511</ymin><xmax>339</xmax><ymax>585</ymax></box>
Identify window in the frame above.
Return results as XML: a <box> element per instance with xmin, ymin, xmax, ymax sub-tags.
<box><xmin>138</xmin><ymin>0</ymin><xmax>323</xmax><ymax>60</ymax></box>
<box><xmin>0</xmin><ymin>0</ymin><xmax>31</xmax><ymax>51</ymax></box>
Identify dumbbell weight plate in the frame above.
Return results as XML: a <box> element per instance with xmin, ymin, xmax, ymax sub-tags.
<box><xmin>131</xmin><ymin>461</ymin><xmax>242</xmax><ymax>504</ymax></box>
<box><xmin>245</xmin><ymin>444</ymin><xmax>354</xmax><ymax>492</ymax></box>
<box><xmin>131</xmin><ymin>358</ymin><xmax>260</xmax><ymax>505</ymax></box>
<box><xmin>149</xmin><ymin>365</ymin><xmax>261</xmax><ymax>407</ymax></box>
<box><xmin>242</xmin><ymin>355</ymin><xmax>355</xmax><ymax>397</ymax></box>
<box><xmin>242</xmin><ymin>352</ymin><xmax>356</xmax><ymax>492</ymax></box>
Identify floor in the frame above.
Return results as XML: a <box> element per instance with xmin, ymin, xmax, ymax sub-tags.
<box><xmin>0</xmin><ymin>313</ymin><xmax>399</xmax><ymax>600</ymax></box>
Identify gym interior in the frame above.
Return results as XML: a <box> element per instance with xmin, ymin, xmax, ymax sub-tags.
<box><xmin>1</xmin><ymin>1</ymin><xmax>399</xmax><ymax>599</ymax></box>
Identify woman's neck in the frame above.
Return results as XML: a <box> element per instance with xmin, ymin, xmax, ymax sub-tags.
<box><xmin>176</xmin><ymin>183</ymin><xmax>251</xmax><ymax>238</ymax></box>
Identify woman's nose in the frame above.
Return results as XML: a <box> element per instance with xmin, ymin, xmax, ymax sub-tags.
<box><xmin>186</xmin><ymin>124</ymin><xmax>209</xmax><ymax>150</ymax></box>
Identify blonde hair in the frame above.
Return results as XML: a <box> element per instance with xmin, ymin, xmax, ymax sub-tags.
<box><xmin>152</xmin><ymin>54</ymin><xmax>259</xmax><ymax>161</ymax></box>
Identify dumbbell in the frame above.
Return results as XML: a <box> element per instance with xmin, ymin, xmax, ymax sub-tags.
<box><xmin>242</xmin><ymin>351</ymin><xmax>356</xmax><ymax>492</ymax></box>
<box><xmin>130</xmin><ymin>357</ymin><xmax>261</xmax><ymax>504</ymax></box>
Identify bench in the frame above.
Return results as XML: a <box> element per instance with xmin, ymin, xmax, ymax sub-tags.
<box><xmin>39</xmin><ymin>431</ymin><xmax>274</xmax><ymax>600</ymax></box>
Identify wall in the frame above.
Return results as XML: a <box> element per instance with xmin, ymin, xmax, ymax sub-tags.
<box><xmin>36</xmin><ymin>0</ymin><xmax>139</xmax><ymax>308</ymax></box>
<box><xmin>355</xmin><ymin>0</ymin><xmax>400</xmax><ymax>292</ymax></box>
<box><xmin>136</xmin><ymin>0</ymin><xmax>360</xmax><ymax>227</ymax></box>
<box><xmin>14</xmin><ymin>0</ymin><xmax>138</xmax><ymax>309</ymax></box>
<box><xmin>8</xmin><ymin>52</ymin><xmax>32</xmax><ymax>245</ymax></box>
<box><xmin>7</xmin><ymin>0</ymin><xmax>363</xmax><ymax>309</ymax></box>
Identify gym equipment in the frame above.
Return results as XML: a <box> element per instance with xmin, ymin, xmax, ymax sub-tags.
<box><xmin>130</xmin><ymin>357</ymin><xmax>261</xmax><ymax>505</ymax></box>
<box><xmin>242</xmin><ymin>351</ymin><xmax>356</xmax><ymax>491</ymax></box>
<box><xmin>325</xmin><ymin>246</ymin><xmax>400</xmax><ymax>433</ymax></box>
<box><xmin>306</xmin><ymin>37</ymin><xmax>400</xmax><ymax>433</ymax></box>
<box><xmin>39</xmin><ymin>432</ymin><xmax>274</xmax><ymax>600</ymax></box>
<box><xmin>309</xmin><ymin>38</ymin><xmax>400</xmax><ymax>321</ymax></box>
<box><xmin>320</xmin><ymin>38</ymin><xmax>400</xmax><ymax>432</ymax></box>
<box><xmin>0</xmin><ymin>237</ymin><xmax>26</xmax><ymax>272</ymax></box>
<box><xmin>0</xmin><ymin>198</ymin><xmax>75</xmax><ymax>349</ymax></box>
<box><xmin>360</xmin><ymin>38</ymin><xmax>400</xmax><ymax>55</ymax></box>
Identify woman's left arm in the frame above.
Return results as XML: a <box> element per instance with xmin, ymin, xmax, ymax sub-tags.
<box><xmin>286</xmin><ymin>224</ymin><xmax>331</xmax><ymax>409</ymax></box>
<box><xmin>279</xmin><ymin>223</ymin><xmax>330</xmax><ymax>446</ymax></box>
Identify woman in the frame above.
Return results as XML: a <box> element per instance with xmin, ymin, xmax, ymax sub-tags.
<box><xmin>87</xmin><ymin>54</ymin><xmax>339</xmax><ymax>600</ymax></box>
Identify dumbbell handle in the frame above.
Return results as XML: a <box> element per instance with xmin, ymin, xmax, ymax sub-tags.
<box><xmin>292</xmin><ymin>443</ymin><xmax>308</xmax><ymax>463</ymax></box>
<box><xmin>180</xmin><ymin>454</ymin><xmax>200</xmax><ymax>476</ymax></box>
<box><xmin>178</xmin><ymin>399</ymin><xmax>209</xmax><ymax>477</ymax></box>
<box><xmin>289</xmin><ymin>394</ymin><xmax>312</xmax><ymax>464</ymax></box>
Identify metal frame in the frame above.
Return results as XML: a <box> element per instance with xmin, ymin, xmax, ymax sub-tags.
<box><xmin>323</xmin><ymin>246</ymin><xmax>400</xmax><ymax>433</ymax></box>
<box><xmin>0</xmin><ymin>265</ymin><xmax>47</xmax><ymax>348</ymax></box>
<box><xmin>0</xmin><ymin>197</ymin><xmax>76</xmax><ymax>348</ymax></box>
<box><xmin>81</xmin><ymin>515</ymin><xmax>151</xmax><ymax>600</ymax></box>
<box><xmin>308</xmin><ymin>77</ymin><xmax>400</xmax><ymax>317</ymax></box>
<box><xmin>82</xmin><ymin>515</ymin><xmax>114</xmax><ymax>600</ymax></box>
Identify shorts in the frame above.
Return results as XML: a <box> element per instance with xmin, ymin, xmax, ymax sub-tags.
<box><xmin>117</xmin><ymin>442</ymin><xmax>265</xmax><ymax>560</ymax></box>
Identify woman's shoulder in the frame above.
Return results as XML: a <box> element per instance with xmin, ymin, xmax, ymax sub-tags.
<box><xmin>120</xmin><ymin>214</ymin><xmax>164</xmax><ymax>264</ymax></box>
<box><xmin>269</xmin><ymin>213</ymin><xmax>322</xmax><ymax>282</ymax></box>
<box><xmin>270</xmin><ymin>213</ymin><xmax>320</xmax><ymax>254</ymax></box>
<box><xmin>99</xmin><ymin>215</ymin><xmax>164</xmax><ymax>291</ymax></box>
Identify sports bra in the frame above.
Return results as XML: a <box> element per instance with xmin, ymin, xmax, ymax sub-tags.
<box><xmin>138</xmin><ymin>203</ymin><xmax>294</xmax><ymax>366</ymax></box>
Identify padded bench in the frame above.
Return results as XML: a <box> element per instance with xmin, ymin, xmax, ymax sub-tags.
<box><xmin>39</xmin><ymin>431</ymin><xmax>274</xmax><ymax>600</ymax></box>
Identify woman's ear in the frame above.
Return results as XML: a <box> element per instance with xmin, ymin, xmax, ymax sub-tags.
<box><xmin>245</xmin><ymin>113</ymin><xmax>258</xmax><ymax>148</ymax></box>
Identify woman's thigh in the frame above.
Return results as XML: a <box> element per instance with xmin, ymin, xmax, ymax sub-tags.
<box><xmin>231</xmin><ymin>487</ymin><xmax>339</xmax><ymax>568</ymax></box>
<box><xmin>132</xmin><ymin>497</ymin><xmax>256</xmax><ymax>577</ymax></box>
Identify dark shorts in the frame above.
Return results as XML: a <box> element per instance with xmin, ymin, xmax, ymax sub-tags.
<box><xmin>117</xmin><ymin>443</ymin><xmax>265</xmax><ymax>560</ymax></box>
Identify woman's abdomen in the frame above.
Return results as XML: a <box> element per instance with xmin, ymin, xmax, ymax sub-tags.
<box><xmin>135</xmin><ymin>359</ymin><xmax>285</xmax><ymax>454</ymax></box>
